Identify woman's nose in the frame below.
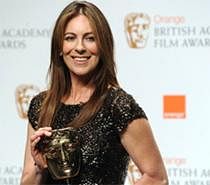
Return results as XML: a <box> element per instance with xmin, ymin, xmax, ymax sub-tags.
<box><xmin>75</xmin><ymin>39</ymin><xmax>86</xmax><ymax>54</ymax></box>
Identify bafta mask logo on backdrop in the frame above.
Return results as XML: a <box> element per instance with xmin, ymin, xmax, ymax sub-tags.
<box><xmin>15</xmin><ymin>84</ymin><xmax>40</xmax><ymax>119</ymax></box>
<box><xmin>124</xmin><ymin>13</ymin><xmax>151</xmax><ymax>49</ymax></box>
<box><xmin>127</xmin><ymin>160</ymin><xmax>141</xmax><ymax>184</ymax></box>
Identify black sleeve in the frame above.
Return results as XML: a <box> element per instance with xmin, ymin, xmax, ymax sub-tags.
<box><xmin>27</xmin><ymin>92</ymin><xmax>46</xmax><ymax>130</ymax></box>
<box><xmin>112</xmin><ymin>89</ymin><xmax>147</xmax><ymax>134</ymax></box>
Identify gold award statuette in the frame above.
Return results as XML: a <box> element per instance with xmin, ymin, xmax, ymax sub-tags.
<box><xmin>36</xmin><ymin>127</ymin><xmax>81</xmax><ymax>180</ymax></box>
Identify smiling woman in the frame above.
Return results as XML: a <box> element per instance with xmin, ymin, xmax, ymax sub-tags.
<box><xmin>20</xmin><ymin>1</ymin><xmax>168</xmax><ymax>185</ymax></box>
<box><xmin>62</xmin><ymin>15</ymin><xmax>100</xmax><ymax>77</ymax></box>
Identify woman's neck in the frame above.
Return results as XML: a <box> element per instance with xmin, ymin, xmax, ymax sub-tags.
<box><xmin>63</xmin><ymin>78</ymin><xmax>95</xmax><ymax>105</ymax></box>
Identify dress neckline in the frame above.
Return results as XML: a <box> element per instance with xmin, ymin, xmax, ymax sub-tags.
<box><xmin>60</xmin><ymin>87</ymin><xmax>119</xmax><ymax>107</ymax></box>
<box><xmin>60</xmin><ymin>102</ymin><xmax>85</xmax><ymax>107</ymax></box>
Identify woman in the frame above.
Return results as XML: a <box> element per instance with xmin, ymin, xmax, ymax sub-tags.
<box><xmin>20</xmin><ymin>1</ymin><xmax>168</xmax><ymax>185</ymax></box>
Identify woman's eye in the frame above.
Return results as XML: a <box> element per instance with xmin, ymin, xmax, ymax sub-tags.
<box><xmin>64</xmin><ymin>36</ymin><xmax>75</xmax><ymax>41</ymax></box>
<box><xmin>86</xmin><ymin>36</ymin><xmax>95</xmax><ymax>42</ymax></box>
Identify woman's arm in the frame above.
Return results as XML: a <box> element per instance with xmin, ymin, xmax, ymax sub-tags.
<box><xmin>121</xmin><ymin>118</ymin><xmax>168</xmax><ymax>185</ymax></box>
<box><xmin>20</xmin><ymin>124</ymin><xmax>51</xmax><ymax>185</ymax></box>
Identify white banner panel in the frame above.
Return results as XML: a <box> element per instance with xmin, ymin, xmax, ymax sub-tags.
<box><xmin>0</xmin><ymin>0</ymin><xmax>210</xmax><ymax>184</ymax></box>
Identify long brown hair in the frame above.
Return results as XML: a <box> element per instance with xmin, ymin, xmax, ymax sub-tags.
<box><xmin>38</xmin><ymin>1</ymin><xmax>119</xmax><ymax>128</ymax></box>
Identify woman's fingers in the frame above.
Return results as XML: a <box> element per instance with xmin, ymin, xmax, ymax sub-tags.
<box><xmin>30</xmin><ymin>127</ymin><xmax>52</xmax><ymax>148</ymax></box>
<box><xmin>33</xmin><ymin>152</ymin><xmax>48</xmax><ymax>169</ymax></box>
<box><xmin>30</xmin><ymin>136</ymin><xmax>41</xmax><ymax>150</ymax></box>
<box><xmin>30</xmin><ymin>127</ymin><xmax>52</xmax><ymax>169</ymax></box>
<box><xmin>30</xmin><ymin>127</ymin><xmax>52</xmax><ymax>141</ymax></box>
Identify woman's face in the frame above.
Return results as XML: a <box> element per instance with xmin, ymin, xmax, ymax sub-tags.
<box><xmin>62</xmin><ymin>15</ymin><xmax>100</xmax><ymax>78</ymax></box>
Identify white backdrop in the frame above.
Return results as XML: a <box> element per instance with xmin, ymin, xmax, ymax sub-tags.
<box><xmin>1</xmin><ymin>0</ymin><xmax>210</xmax><ymax>184</ymax></box>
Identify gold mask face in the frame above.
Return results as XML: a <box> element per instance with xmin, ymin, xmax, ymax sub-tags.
<box><xmin>36</xmin><ymin>127</ymin><xmax>81</xmax><ymax>180</ymax></box>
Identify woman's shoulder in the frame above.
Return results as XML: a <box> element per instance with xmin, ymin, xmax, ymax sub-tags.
<box><xmin>27</xmin><ymin>91</ymin><xmax>47</xmax><ymax>129</ymax></box>
<box><xmin>107</xmin><ymin>87</ymin><xmax>148</xmax><ymax>133</ymax></box>
<box><xmin>30</xmin><ymin>91</ymin><xmax>47</xmax><ymax>106</ymax></box>
<box><xmin>108</xmin><ymin>86</ymin><xmax>135</xmax><ymax>104</ymax></box>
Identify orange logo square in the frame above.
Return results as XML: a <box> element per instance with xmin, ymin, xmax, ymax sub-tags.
<box><xmin>163</xmin><ymin>95</ymin><xmax>186</xmax><ymax>119</ymax></box>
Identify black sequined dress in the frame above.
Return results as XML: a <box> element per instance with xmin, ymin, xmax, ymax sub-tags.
<box><xmin>28</xmin><ymin>87</ymin><xmax>147</xmax><ymax>185</ymax></box>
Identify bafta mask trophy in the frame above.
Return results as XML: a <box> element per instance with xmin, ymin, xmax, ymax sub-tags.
<box><xmin>36</xmin><ymin>127</ymin><xmax>81</xmax><ymax>180</ymax></box>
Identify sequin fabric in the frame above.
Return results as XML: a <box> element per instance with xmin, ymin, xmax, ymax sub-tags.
<box><xmin>28</xmin><ymin>87</ymin><xmax>147</xmax><ymax>185</ymax></box>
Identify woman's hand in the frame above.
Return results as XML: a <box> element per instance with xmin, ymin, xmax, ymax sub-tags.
<box><xmin>30</xmin><ymin>127</ymin><xmax>52</xmax><ymax>170</ymax></box>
